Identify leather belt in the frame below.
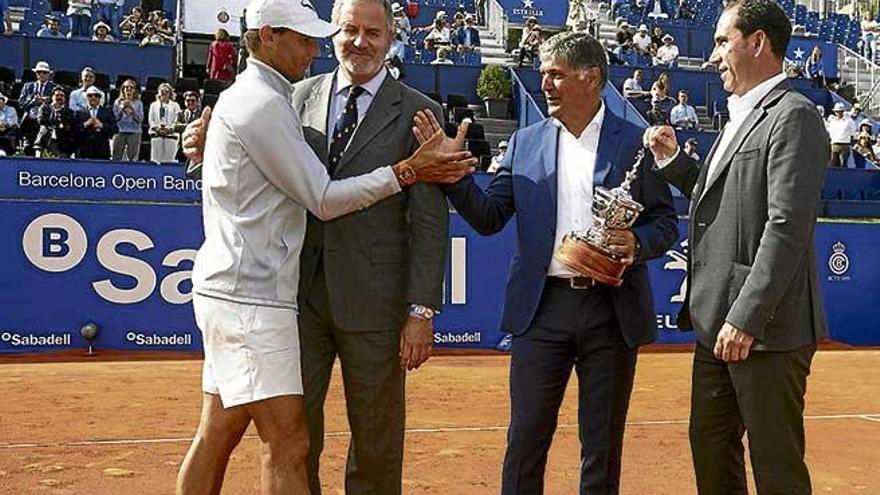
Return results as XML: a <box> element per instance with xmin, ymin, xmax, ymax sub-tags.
<box><xmin>548</xmin><ymin>276</ymin><xmax>597</xmax><ymax>290</ymax></box>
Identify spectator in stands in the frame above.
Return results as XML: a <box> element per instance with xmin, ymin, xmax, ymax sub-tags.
<box><xmin>147</xmin><ymin>82</ymin><xmax>180</xmax><ymax>163</ymax></box>
<box><xmin>805</xmin><ymin>45</ymin><xmax>824</xmax><ymax>88</ymax></box>
<box><xmin>487</xmin><ymin>139</ymin><xmax>507</xmax><ymax>174</ymax></box>
<box><xmin>517</xmin><ymin>19</ymin><xmax>542</xmax><ymax>67</ymax></box>
<box><xmin>35</xmin><ymin>87</ymin><xmax>76</xmax><ymax>158</ymax></box>
<box><xmin>826</xmin><ymin>102</ymin><xmax>856</xmax><ymax>167</ymax></box>
<box><xmin>623</xmin><ymin>68</ymin><xmax>649</xmax><ymax>98</ymax></box>
<box><xmin>675</xmin><ymin>0</ymin><xmax>695</xmax><ymax>20</ymax></box>
<box><xmin>854</xmin><ymin>119</ymin><xmax>876</xmax><ymax>162</ymax></box>
<box><xmin>207</xmin><ymin>28</ymin><xmax>237</xmax><ymax>81</ymax></box>
<box><xmin>646</xmin><ymin>98</ymin><xmax>668</xmax><ymax>125</ymax></box>
<box><xmin>1</xmin><ymin>0</ymin><xmax>13</xmax><ymax>36</ymax></box>
<box><xmin>684</xmin><ymin>137</ymin><xmax>699</xmax><ymax>160</ymax></box>
<box><xmin>19</xmin><ymin>61</ymin><xmax>58</xmax><ymax>156</ymax></box>
<box><xmin>650</xmin><ymin>25</ymin><xmax>664</xmax><ymax>51</ymax></box>
<box><xmin>0</xmin><ymin>91</ymin><xmax>19</xmax><ymax>156</ymax></box>
<box><xmin>633</xmin><ymin>24</ymin><xmax>652</xmax><ymax>55</ymax></box>
<box><xmin>650</xmin><ymin>71</ymin><xmax>674</xmax><ymax>104</ymax></box>
<box><xmin>613</xmin><ymin>38</ymin><xmax>637</xmax><ymax>65</ymax></box>
<box><xmin>609</xmin><ymin>0</ymin><xmax>624</xmax><ymax>20</ymax></box>
<box><xmin>849</xmin><ymin>102</ymin><xmax>863</xmax><ymax>121</ymax></box>
<box><xmin>120</xmin><ymin>6</ymin><xmax>145</xmax><ymax>40</ymax></box>
<box><xmin>872</xmin><ymin>134</ymin><xmax>880</xmax><ymax>159</ymax></box>
<box><xmin>861</xmin><ymin>13</ymin><xmax>877</xmax><ymax>62</ymax></box>
<box><xmin>174</xmin><ymin>90</ymin><xmax>199</xmax><ymax>160</ymax></box>
<box><xmin>423</xmin><ymin>17</ymin><xmax>451</xmax><ymax>51</ymax></box>
<box><xmin>139</xmin><ymin>22</ymin><xmax>167</xmax><ymax>46</ymax></box>
<box><xmin>74</xmin><ymin>86</ymin><xmax>116</xmax><ymax>159</ymax></box>
<box><xmin>92</xmin><ymin>21</ymin><xmax>116</xmax><ymax>42</ymax></box>
<box><xmin>66</xmin><ymin>0</ymin><xmax>92</xmax><ymax>39</ymax></box>
<box><xmin>648</xmin><ymin>0</ymin><xmax>669</xmax><ymax>19</ymax></box>
<box><xmin>69</xmin><ymin>67</ymin><xmax>97</xmax><ymax>113</ymax></box>
<box><xmin>601</xmin><ymin>39</ymin><xmax>623</xmax><ymax>65</ymax></box>
<box><xmin>111</xmin><ymin>79</ymin><xmax>143</xmax><ymax>161</ymax></box>
<box><xmin>454</xmin><ymin>14</ymin><xmax>481</xmax><ymax>53</ymax></box>
<box><xmin>391</xmin><ymin>3</ymin><xmax>411</xmax><ymax>39</ymax></box>
<box><xmin>653</xmin><ymin>34</ymin><xmax>679</xmax><ymax>67</ymax></box>
<box><xmin>384</xmin><ymin>54</ymin><xmax>405</xmax><ymax>80</ymax></box>
<box><xmin>95</xmin><ymin>0</ymin><xmax>123</xmax><ymax>40</ymax></box>
<box><xmin>669</xmin><ymin>89</ymin><xmax>698</xmax><ymax>130</ymax></box>
<box><xmin>615</xmin><ymin>21</ymin><xmax>632</xmax><ymax>45</ymax></box>
<box><xmin>148</xmin><ymin>9</ymin><xmax>173</xmax><ymax>37</ymax></box>
<box><xmin>389</xmin><ymin>30</ymin><xmax>406</xmax><ymax>61</ymax></box>
<box><xmin>431</xmin><ymin>46</ymin><xmax>455</xmax><ymax>65</ymax></box>
<box><xmin>37</xmin><ymin>16</ymin><xmax>66</xmax><ymax>38</ymax></box>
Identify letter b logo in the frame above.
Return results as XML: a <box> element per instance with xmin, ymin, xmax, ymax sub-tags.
<box><xmin>23</xmin><ymin>213</ymin><xmax>88</xmax><ymax>272</ymax></box>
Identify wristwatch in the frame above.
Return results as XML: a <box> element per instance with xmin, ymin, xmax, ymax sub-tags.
<box><xmin>408</xmin><ymin>304</ymin><xmax>436</xmax><ymax>320</ymax></box>
<box><xmin>396</xmin><ymin>161</ymin><xmax>418</xmax><ymax>186</ymax></box>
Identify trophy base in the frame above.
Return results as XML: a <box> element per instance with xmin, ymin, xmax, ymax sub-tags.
<box><xmin>555</xmin><ymin>234</ymin><xmax>627</xmax><ymax>287</ymax></box>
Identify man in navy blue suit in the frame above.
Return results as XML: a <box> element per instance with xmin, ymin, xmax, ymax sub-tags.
<box><xmin>19</xmin><ymin>61</ymin><xmax>58</xmax><ymax>155</ymax></box>
<box><xmin>414</xmin><ymin>31</ymin><xmax>678</xmax><ymax>494</ymax></box>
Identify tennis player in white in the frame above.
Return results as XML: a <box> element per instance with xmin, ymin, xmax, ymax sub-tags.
<box><xmin>175</xmin><ymin>0</ymin><xmax>475</xmax><ymax>492</ymax></box>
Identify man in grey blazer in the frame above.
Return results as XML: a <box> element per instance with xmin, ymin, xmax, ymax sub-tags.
<box><xmin>293</xmin><ymin>0</ymin><xmax>447</xmax><ymax>493</ymax></box>
<box><xmin>644</xmin><ymin>0</ymin><xmax>829</xmax><ymax>493</ymax></box>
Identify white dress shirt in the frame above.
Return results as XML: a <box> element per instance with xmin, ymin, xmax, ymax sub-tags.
<box><xmin>633</xmin><ymin>33</ymin><xmax>651</xmax><ymax>51</ymax></box>
<box><xmin>548</xmin><ymin>103</ymin><xmax>605</xmax><ymax>277</ymax></box>
<box><xmin>658</xmin><ymin>72</ymin><xmax>787</xmax><ymax>191</ymax></box>
<box><xmin>623</xmin><ymin>77</ymin><xmax>643</xmax><ymax>96</ymax></box>
<box><xmin>825</xmin><ymin>114</ymin><xmax>857</xmax><ymax>144</ymax></box>
<box><xmin>669</xmin><ymin>103</ymin><xmax>698</xmax><ymax>128</ymax></box>
<box><xmin>327</xmin><ymin>67</ymin><xmax>387</xmax><ymax>152</ymax></box>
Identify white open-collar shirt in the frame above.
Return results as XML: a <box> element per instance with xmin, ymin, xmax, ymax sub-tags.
<box><xmin>548</xmin><ymin>103</ymin><xmax>606</xmax><ymax>277</ymax></box>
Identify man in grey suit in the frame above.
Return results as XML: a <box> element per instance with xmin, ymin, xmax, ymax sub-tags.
<box><xmin>644</xmin><ymin>0</ymin><xmax>829</xmax><ymax>493</ymax></box>
<box><xmin>292</xmin><ymin>0</ymin><xmax>448</xmax><ymax>493</ymax></box>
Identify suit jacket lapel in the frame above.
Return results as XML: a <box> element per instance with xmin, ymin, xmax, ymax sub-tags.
<box><xmin>300</xmin><ymin>73</ymin><xmax>334</xmax><ymax>164</ymax></box>
<box><xmin>542</xmin><ymin>120</ymin><xmax>560</xmax><ymax>217</ymax></box>
<box><xmin>336</xmin><ymin>75</ymin><xmax>401</xmax><ymax>173</ymax></box>
<box><xmin>697</xmin><ymin>82</ymin><xmax>788</xmax><ymax>207</ymax></box>
<box><xmin>595</xmin><ymin>112</ymin><xmax>621</xmax><ymax>187</ymax></box>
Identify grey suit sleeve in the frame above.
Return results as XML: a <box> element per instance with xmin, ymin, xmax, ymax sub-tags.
<box><xmin>725</xmin><ymin>105</ymin><xmax>830</xmax><ymax>339</ymax></box>
<box><xmin>405</xmin><ymin>103</ymin><xmax>449</xmax><ymax>310</ymax></box>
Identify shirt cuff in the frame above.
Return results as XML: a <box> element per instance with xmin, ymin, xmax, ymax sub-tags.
<box><xmin>655</xmin><ymin>147</ymin><xmax>681</xmax><ymax>169</ymax></box>
<box><xmin>382</xmin><ymin>165</ymin><xmax>403</xmax><ymax>194</ymax></box>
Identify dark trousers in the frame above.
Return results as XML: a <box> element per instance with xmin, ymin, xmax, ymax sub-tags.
<box><xmin>690</xmin><ymin>343</ymin><xmax>815</xmax><ymax>495</ymax></box>
<box><xmin>502</xmin><ymin>280</ymin><xmax>638</xmax><ymax>495</ymax></box>
<box><xmin>298</xmin><ymin>261</ymin><xmax>405</xmax><ymax>495</ymax></box>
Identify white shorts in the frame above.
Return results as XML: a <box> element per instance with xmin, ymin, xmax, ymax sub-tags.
<box><xmin>193</xmin><ymin>293</ymin><xmax>302</xmax><ymax>408</ymax></box>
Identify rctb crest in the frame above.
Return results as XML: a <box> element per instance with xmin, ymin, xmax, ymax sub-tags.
<box><xmin>827</xmin><ymin>241</ymin><xmax>851</xmax><ymax>281</ymax></box>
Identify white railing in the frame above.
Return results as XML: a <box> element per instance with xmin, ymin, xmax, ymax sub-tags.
<box><xmin>486</xmin><ymin>0</ymin><xmax>508</xmax><ymax>49</ymax></box>
<box><xmin>837</xmin><ymin>43</ymin><xmax>880</xmax><ymax>113</ymax></box>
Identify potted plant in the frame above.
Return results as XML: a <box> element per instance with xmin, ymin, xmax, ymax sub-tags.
<box><xmin>476</xmin><ymin>64</ymin><xmax>512</xmax><ymax>118</ymax></box>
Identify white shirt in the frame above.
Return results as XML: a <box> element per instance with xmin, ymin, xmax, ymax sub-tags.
<box><xmin>633</xmin><ymin>33</ymin><xmax>651</xmax><ymax>51</ymax></box>
<box><xmin>622</xmin><ymin>77</ymin><xmax>643</xmax><ymax>96</ymax></box>
<box><xmin>655</xmin><ymin>44</ymin><xmax>679</xmax><ymax>63</ymax></box>
<box><xmin>192</xmin><ymin>58</ymin><xmax>400</xmax><ymax>309</ymax></box>
<box><xmin>669</xmin><ymin>103</ymin><xmax>698</xmax><ymax>127</ymax></box>
<box><xmin>548</xmin><ymin>103</ymin><xmax>605</xmax><ymax>277</ymax></box>
<box><xmin>825</xmin><ymin>114</ymin><xmax>857</xmax><ymax>144</ymax></box>
<box><xmin>327</xmin><ymin>67</ymin><xmax>387</xmax><ymax>152</ymax></box>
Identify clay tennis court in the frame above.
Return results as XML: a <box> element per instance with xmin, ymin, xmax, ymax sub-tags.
<box><xmin>1</xmin><ymin>348</ymin><xmax>878</xmax><ymax>494</ymax></box>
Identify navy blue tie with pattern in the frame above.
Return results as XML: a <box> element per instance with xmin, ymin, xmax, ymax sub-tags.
<box><xmin>327</xmin><ymin>85</ymin><xmax>365</xmax><ymax>175</ymax></box>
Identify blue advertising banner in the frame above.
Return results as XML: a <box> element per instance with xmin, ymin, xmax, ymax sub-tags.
<box><xmin>1</xmin><ymin>160</ymin><xmax>878</xmax><ymax>354</ymax></box>
<box><xmin>497</xmin><ymin>0</ymin><xmax>568</xmax><ymax>28</ymax></box>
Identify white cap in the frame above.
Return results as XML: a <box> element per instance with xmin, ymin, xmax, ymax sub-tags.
<box><xmin>85</xmin><ymin>86</ymin><xmax>104</xmax><ymax>97</ymax></box>
<box><xmin>833</xmin><ymin>102</ymin><xmax>846</xmax><ymax>112</ymax></box>
<box><xmin>638</xmin><ymin>24</ymin><xmax>648</xmax><ymax>31</ymax></box>
<box><xmin>246</xmin><ymin>0</ymin><xmax>339</xmax><ymax>38</ymax></box>
<box><xmin>391</xmin><ymin>2</ymin><xmax>404</xmax><ymax>12</ymax></box>
<box><xmin>436</xmin><ymin>10</ymin><xmax>447</xmax><ymax>19</ymax></box>
<box><xmin>662</xmin><ymin>33</ymin><xmax>673</xmax><ymax>41</ymax></box>
<box><xmin>34</xmin><ymin>61</ymin><xmax>52</xmax><ymax>72</ymax></box>
<box><xmin>498</xmin><ymin>140</ymin><xmax>508</xmax><ymax>148</ymax></box>
<box><xmin>93</xmin><ymin>21</ymin><xmax>111</xmax><ymax>32</ymax></box>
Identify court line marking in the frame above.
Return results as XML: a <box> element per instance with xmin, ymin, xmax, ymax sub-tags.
<box><xmin>1</xmin><ymin>413</ymin><xmax>878</xmax><ymax>450</ymax></box>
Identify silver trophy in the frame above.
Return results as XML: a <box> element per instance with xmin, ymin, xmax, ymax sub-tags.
<box><xmin>554</xmin><ymin>149</ymin><xmax>646</xmax><ymax>286</ymax></box>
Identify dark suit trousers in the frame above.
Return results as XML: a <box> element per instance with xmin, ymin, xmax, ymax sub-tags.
<box><xmin>690</xmin><ymin>343</ymin><xmax>815</xmax><ymax>495</ymax></box>
<box><xmin>502</xmin><ymin>280</ymin><xmax>638</xmax><ymax>495</ymax></box>
<box><xmin>299</xmin><ymin>260</ymin><xmax>405</xmax><ymax>495</ymax></box>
